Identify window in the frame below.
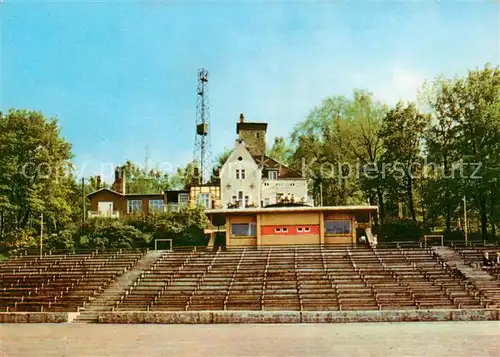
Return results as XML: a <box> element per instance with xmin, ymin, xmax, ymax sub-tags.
<box><xmin>232</xmin><ymin>223</ymin><xmax>257</xmax><ymax>236</ymax></box>
<box><xmin>127</xmin><ymin>200</ymin><xmax>142</xmax><ymax>214</ymax></box>
<box><xmin>197</xmin><ymin>193</ymin><xmax>210</xmax><ymax>209</ymax></box>
<box><xmin>275</xmin><ymin>228</ymin><xmax>281</xmax><ymax>233</ymax></box>
<box><xmin>264</xmin><ymin>198</ymin><xmax>270</xmax><ymax>206</ymax></box>
<box><xmin>244</xmin><ymin>195</ymin><xmax>249</xmax><ymax>207</ymax></box>
<box><xmin>236</xmin><ymin>169</ymin><xmax>240</xmax><ymax>179</ymax></box>
<box><xmin>283</xmin><ymin>227</ymin><xmax>288</xmax><ymax>233</ymax></box>
<box><xmin>256</xmin><ymin>132</ymin><xmax>260</xmax><ymax>138</ymax></box>
<box><xmin>304</xmin><ymin>227</ymin><xmax>310</xmax><ymax>233</ymax></box>
<box><xmin>268</xmin><ymin>170</ymin><xmax>278</xmax><ymax>180</ymax></box>
<box><xmin>241</xmin><ymin>169</ymin><xmax>246</xmax><ymax>179</ymax></box>
<box><xmin>324</xmin><ymin>220</ymin><xmax>351</xmax><ymax>234</ymax></box>
<box><xmin>264</xmin><ymin>182</ymin><xmax>270</xmax><ymax>186</ymax></box>
<box><xmin>297</xmin><ymin>227</ymin><xmax>303</xmax><ymax>232</ymax></box>
<box><xmin>178</xmin><ymin>193</ymin><xmax>189</xmax><ymax>207</ymax></box>
<box><xmin>232</xmin><ymin>195</ymin><xmax>237</xmax><ymax>202</ymax></box>
<box><xmin>290</xmin><ymin>182</ymin><xmax>295</xmax><ymax>186</ymax></box>
<box><xmin>149</xmin><ymin>199</ymin><xmax>164</xmax><ymax>213</ymax></box>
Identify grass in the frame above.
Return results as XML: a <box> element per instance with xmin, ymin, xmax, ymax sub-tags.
<box><xmin>0</xmin><ymin>253</ymin><xmax>8</xmax><ymax>261</ymax></box>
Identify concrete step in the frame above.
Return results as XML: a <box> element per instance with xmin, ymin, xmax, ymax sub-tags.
<box><xmin>72</xmin><ymin>250</ymin><xmax>167</xmax><ymax>323</ymax></box>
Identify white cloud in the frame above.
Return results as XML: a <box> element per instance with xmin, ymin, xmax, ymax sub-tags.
<box><xmin>374</xmin><ymin>67</ymin><xmax>428</xmax><ymax>105</ymax></box>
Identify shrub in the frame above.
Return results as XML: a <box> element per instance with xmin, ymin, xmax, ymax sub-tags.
<box><xmin>77</xmin><ymin>218</ymin><xmax>150</xmax><ymax>250</ymax></box>
<box><xmin>375</xmin><ymin>218</ymin><xmax>426</xmax><ymax>242</ymax></box>
<box><xmin>4</xmin><ymin>228</ymin><xmax>38</xmax><ymax>255</ymax></box>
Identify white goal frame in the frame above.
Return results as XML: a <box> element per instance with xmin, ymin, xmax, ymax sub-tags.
<box><xmin>154</xmin><ymin>239</ymin><xmax>173</xmax><ymax>251</ymax></box>
<box><xmin>421</xmin><ymin>235</ymin><xmax>444</xmax><ymax>248</ymax></box>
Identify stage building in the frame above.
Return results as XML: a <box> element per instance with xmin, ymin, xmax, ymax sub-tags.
<box><xmin>205</xmin><ymin>205</ymin><xmax>378</xmax><ymax>247</ymax></box>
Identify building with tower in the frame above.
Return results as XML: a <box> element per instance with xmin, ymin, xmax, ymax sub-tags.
<box><xmin>219</xmin><ymin>114</ymin><xmax>311</xmax><ymax>209</ymax></box>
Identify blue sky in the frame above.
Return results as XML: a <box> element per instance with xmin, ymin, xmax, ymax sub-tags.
<box><xmin>1</xmin><ymin>0</ymin><xmax>498</xmax><ymax>182</ymax></box>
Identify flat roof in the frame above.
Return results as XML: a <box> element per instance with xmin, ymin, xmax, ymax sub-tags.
<box><xmin>237</xmin><ymin>122</ymin><xmax>268</xmax><ymax>134</ymax></box>
<box><xmin>205</xmin><ymin>205</ymin><xmax>378</xmax><ymax>215</ymax></box>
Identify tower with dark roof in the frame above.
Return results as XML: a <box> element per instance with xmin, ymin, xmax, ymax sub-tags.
<box><xmin>236</xmin><ymin>113</ymin><xmax>268</xmax><ymax>156</ymax></box>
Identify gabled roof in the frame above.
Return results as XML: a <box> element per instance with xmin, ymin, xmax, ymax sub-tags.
<box><xmin>86</xmin><ymin>188</ymin><xmax>123</xmax><ymax>198</ymax></box>
<box><xmin>252</xmin><ymin>155</ymin><xmax>303</xmax><ymax>179</ymax></box>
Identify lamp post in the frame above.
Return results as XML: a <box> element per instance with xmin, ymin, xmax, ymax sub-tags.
<box><xmin>319</xmin><ymin>182</ymin><xmax>323</xmax><ymax>207</ymax></box>
<box><xmin>40</xmin><ymin>212</ymin><xmax>44</xmax><ymax>258</ymax></box>
<box><xmin>463</xmin><ymin>195</ymin><xmax>468</xmax><ymax>246</ymax></box>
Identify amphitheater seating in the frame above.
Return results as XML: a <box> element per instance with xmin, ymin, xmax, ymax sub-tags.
<box><xmin>0</xmin><ymin>250</ymin><xmax>143</xmax><ymax>312</ymax></box>
<box><xmin>113</xmin><ymin>246</ymin><xmax>490</xmax><ymax>312</ymax></box>
<box><xmin>452</xmin><ymin>246</ymin><xmax>500</xmax><ymax>304</ymax></box>
<box><xmin>2</xmin><ymin>245</ymin><xmax>497</xmax><ymax>314</ymax></box>
<box><xmin>455</xmin><ymin>246</ymin><xmax>500</xmax><ymax>279</ymax></box>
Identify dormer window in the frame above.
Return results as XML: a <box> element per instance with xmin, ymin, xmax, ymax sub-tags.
<box><xmin>268</xmin><ymin>170</ymin><xmax>278</xmax><ymax>180</ymax></box>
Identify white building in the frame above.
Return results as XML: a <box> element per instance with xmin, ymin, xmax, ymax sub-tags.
<box><xmin>219</xmin><ymin>114</ymin><xmax>311</xmax><ymax>208</ymax></box>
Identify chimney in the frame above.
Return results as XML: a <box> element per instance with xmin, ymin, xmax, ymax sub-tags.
<box><xmin>96</xmin><ymin>175</ymin><xmax>102</xmax><ymax>189</ymax></box>
<box><xmin>113</xmin><ymin>167</ymin><xmax>126</xmax><ymax>194</ymax></box>
<box><xmin>239</xmin><ymin>113</ymin><xmax>244</xmax><ymax>123</ymax></box>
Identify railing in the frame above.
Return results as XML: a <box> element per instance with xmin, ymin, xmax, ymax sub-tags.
<box><xmin>166</xmin><ymin>203</ymin><xmax>190</xmax><ymax>212</ymax></box>
<box><xmin>87</xmin><ymin>210</ymin><xmax>120</xmax><ymax>219</ymax></box>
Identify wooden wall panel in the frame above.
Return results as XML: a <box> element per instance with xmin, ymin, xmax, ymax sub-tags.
<box><xmin>228</xmin><ymin>215</ymin><xmax>257</xmax><ymax>224</ymax></box>
<box><xmin>261</xmin><ymin>234</ymin><xmax>320</xmax><ymax>245</ymax></box>
<box><xmin>324</xmin><ymin>213</ymin><xmax>353</xmax><ymax>220</ymax></box>
<box><xmin>229</xmin><ymin>237</ymin><xmax>257</xmax><ymax>247</ymax></box>
<box><xmin>261</xmin><ymin>225</ymin><xmax>320</xmax><ymax>236</ymax></box>
<box><xmin>260</xmin><ymin>212</ymin><xmax>320</xmax><ymax>226</ymax></box>
<box><xmin>325</xmin><ymin>235</ymin><xmax>354</xmax><ymax>245</ymax></box>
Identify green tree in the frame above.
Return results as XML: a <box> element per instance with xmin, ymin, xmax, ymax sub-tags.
<box><xmin>78</xmin><ymin>218</ymin><xmax>151</xmax><ymax>250</ymax></box>
<box><xmin>422</xmin><ymin>65</ymin><xmax>500</xmax><ymax>238</ymax></box>
<box><xmin>380</xmin><ymin>102</ymin><xmax>429</xmax><ymax>221</ymax></box>
<box><xmin>268</xmin><ymin>137</ymin><xmax>292</xmax><ymax>165</ymax></box>
<box><xmin>290</xmin><ymin>90</ymin><xmax>385</xmax><ymax>207</ymax></box>
<box><xmin>119</xmin><ymin>161</ymin><xmax>173</xmax><ymax>194</ymax></box>
<box><xmin>208</xmin><ymin>149</ymin><xmax>232</xmax><ymax>185</ymax></box>
<box><xmin>0</xmin><ymin>109</ymin><xmax>74</xmax><ymax>240</ymax></box>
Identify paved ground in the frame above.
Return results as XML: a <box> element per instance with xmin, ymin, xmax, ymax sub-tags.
<box><xmin>1</xmin><ymin>321</ymin><xmax>499</xmax><ymax>356</ymax></box>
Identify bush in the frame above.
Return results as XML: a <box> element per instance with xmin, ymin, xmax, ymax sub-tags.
<box><xmin>4</xmin><ymin>228</ymin><xmax>38</xmax><ymax>255</ymax></box>
<box><xmin>45</xmin><ymin>229</ymin><xmax>77</xmax><ymax>251</ymax></box>
<box><xmin>375</xmin><ymin>218</ymin><xmax>426</xmax><ymax>242</ymax></box>
<box><xmin>126</xmin><ymin>208</ymin><xmax>209</xmax><ymax>246</ymax></box>
<box><xmin>77</xmin><ymin>218</ymin><xmax>151</xmax><ymax>250</ymax></box>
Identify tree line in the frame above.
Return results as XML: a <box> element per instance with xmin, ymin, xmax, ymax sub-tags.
<box><xmin>0</xmin><ymin>64</ymin><xmax>498</xmax><ymax>254</ymax></box>
<box><xmin>283</xmin><ymin>64</ymin><xmax>499</xmax><ymax>240</ymax></box>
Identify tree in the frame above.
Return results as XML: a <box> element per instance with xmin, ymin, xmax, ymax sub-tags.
<box><xmin>268</xmin><ymin>137</ymin><xmax>292</xmax><ymax>165</ymax></box>
<box><xmin>208</xmin><ymin>149</ymin><xmax>232</xmax><ymax>185</ymax></box>
<box><xmin>120</xmin><ymin>161</ymin><xmax>172</xmax><ymax>194</ymax></box>
<box><xmin>0</xmin><ymin>109</ymin><xmax>75</xmax><ymax>240</ymax></box>
<box><xmin>380</xmin><ymin>102</ymin><xmax>429</xmax><ymax>221</ymax></box>
<box><xmin>290</xmin><ymin>90</ymin><xmax>386</xmax><ymax>208</ymax></box>
<box><xmin>336</xmin><ymin>90</ymin><xmax>388</xmax><ymax>223</ymax></box>
<box><xmin>422</xmin><ymin>65</ymin><xmax>500</xmax><ymax>238</ymax></box>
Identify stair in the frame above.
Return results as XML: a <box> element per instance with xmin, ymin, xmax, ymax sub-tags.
<box><xmin>72</xmin><ymin>250</ymin><xmax>167</xmax><ymax>323</ymax></box>
<box><xmin>432</xmin><ymin>246</ymin><xmax>500</xmax><ymax>307</ymax></box>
